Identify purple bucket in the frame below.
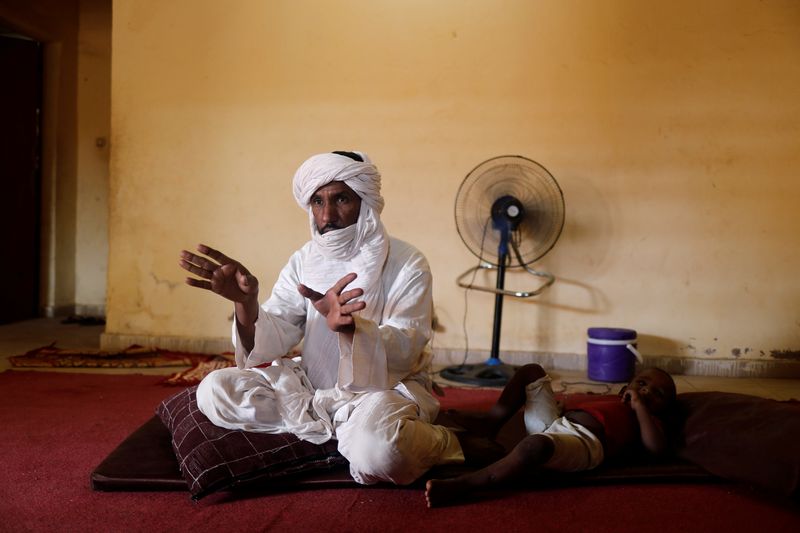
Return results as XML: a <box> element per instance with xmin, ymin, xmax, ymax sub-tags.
<box><xmin>587</xmin><ymin>327</ymin><xmax>641</xmax><ymax>383</ymax></box>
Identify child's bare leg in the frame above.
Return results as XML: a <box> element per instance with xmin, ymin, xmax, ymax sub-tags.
<box><xmin>440</xmin><ymin>410</ymin><xmax>498</xmax><ymax>438</ymax></box>
<box><xmin>455</xmin><ymin>430</ymin><xmax>506</xmax><ymax>466</ymax></box>
<box><xmin>491</xmin><ymin>363</ymin><xmax>548</xmax><ymax>421</ymax></box>
<box><xmin>444</xmin><ymin>364</ymin><xmax>548</xmax><ymax>439</ymax></box>
<box><xmin>425</xmin><ymin>433</ymin><xmax>555</xmax><ymax>508</ymax></box>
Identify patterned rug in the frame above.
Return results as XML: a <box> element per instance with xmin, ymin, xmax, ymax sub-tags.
<box><xmin>159</xmin><ymin>355</ymin><xmax>236</xmax><ymax>386</ymax></box>
<box><xmin>9</xmin><ymin>343</ymin><xmax>235</xmax><ymax>384</ymax></box>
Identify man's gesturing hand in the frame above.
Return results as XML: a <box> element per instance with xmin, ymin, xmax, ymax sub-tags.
<box><xmin>179</xmin><ymin>244</ymin><xmax>259</xmax><ymax>304</ymax></box>
<box><xmin>297</xmin><ymin>272</ymin><xmax>366</xmax><ymax>334</ymax></box>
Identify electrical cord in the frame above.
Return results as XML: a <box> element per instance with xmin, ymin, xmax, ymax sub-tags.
<box><xmin>431</xmin><ymin>215</ymin><xmax>492</xmax><ymax>378</ymax></box>
<box><xmin>458</xmin><ymin>215</ymin><xmax>492</xmax><ymax>367</ymax></box>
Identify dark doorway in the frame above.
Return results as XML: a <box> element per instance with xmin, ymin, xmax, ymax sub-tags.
<box><xmin>0</xmin><ymin>34</ymin><xmax>42</xmax><ymax>324</ymax></box>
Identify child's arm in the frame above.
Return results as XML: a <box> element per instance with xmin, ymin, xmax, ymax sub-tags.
<box><xmin>623</xmin><ymin>389</ymin><xmax>668</xmax><ymax>455</ymax></box>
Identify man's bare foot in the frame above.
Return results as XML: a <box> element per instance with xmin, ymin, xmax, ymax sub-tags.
<box><xmin>425</xmin><ymin>478</ymin><xmax>469</xmax><ymax>508</ymax></box>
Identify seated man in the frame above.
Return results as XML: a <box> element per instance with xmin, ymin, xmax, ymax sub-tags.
<box><xmin>179</xmin><ymin>151</ymin><xmax>464</xmax><ymax>485</ymax></box>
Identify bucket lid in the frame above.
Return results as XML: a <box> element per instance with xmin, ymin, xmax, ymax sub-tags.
<box><xmin>587</xmin><ymin>327</ymin><xmax>637</xmax><ymax>341</ymax></box>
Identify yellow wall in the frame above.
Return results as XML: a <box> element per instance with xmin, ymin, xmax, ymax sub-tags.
<box><xmin>75</xmin><ymin>0</ymin><xmax>111</xmax><ymax>313</ymax></box>
<box><xmin>105</xmin><ymin>0</ymin><xmax>800</xmax><ymax>370</ymax></box>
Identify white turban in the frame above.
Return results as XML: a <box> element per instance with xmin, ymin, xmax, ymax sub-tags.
<box><xmin>292</xmin><ymin>151</ymin><xmax>389</xmax><ymax>327</ymax></box>
<box><xmin>292</xmin><ymin>152</ymin><xmax>384</xmax><ymax>214</ymax></box>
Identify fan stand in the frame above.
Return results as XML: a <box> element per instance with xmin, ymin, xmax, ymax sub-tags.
<box><xmin>441</xmin><ymin>196</ymin><xmax>531</xmax><ymax>387</ymax></box>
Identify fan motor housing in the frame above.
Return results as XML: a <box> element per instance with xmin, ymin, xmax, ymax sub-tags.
<box><xmin>491</xmin><ymin>195</ymin><xmax>524</xmax><ymax>230</ymax></box>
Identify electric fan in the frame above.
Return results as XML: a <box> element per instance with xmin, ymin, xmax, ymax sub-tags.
<box><xmin>440</xmin><ymin>155</ymin><xmax>565</xmax><ymax>387</ymax></box>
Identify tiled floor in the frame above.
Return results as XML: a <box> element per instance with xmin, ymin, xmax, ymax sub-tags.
<box><xmin>2</xmin><ymin>317</ymin><xmax>800</xmax><ymax>401</ymax></box>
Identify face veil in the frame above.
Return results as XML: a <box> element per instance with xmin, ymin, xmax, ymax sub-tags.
<box><xmin>292</xmin><ymin>152</ymin><xmax>389</xmax><ymax>324</ymax></box>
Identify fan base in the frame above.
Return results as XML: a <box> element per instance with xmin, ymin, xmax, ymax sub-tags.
<box><xmin>439</xmin><ymin>361</ymin><xmax>518</xmax><ymax>388</ymax></box>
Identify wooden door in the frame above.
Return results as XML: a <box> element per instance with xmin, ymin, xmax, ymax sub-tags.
<box><xmin>0</xmin><ymin>35</ymin><xmax>42</xmax><ymax>324</ymax></box>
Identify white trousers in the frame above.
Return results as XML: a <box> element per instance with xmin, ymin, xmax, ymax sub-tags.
<box><xmin>196</xmin><ymin>364</ymin><xmax>463</xmax><ymax>485</ymax></box>
<box><xmin>524</xmin><ymin>375</ymin><xmax>604</xmax><ymax>472</ymax></box>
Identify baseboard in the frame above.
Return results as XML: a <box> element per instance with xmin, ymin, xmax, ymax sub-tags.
<box><xmin>638</xmin><ymin>354</ymin><xmax>800</xmax><ymax>379</ymax></box>
<box><xmin>431</xmin><ymin>348</ymin><xmax>800</xmax><ymax>379</ymax></box>
<box><xmin>74</xmin><ymin>304</ymin><xmax>106</xmax><ymax>317</ymax></box>
<box><xmin>100</xmin><ymin>332</ymin><xmax>232</xmax><ymax>355</ymax></box>
<box><xmin>98</xmin><ymin>334</ymin><xmax>800</xmax><ymax>379</ymax></box>
<box><xmin>433</xmin><ymin>347</ymin><xmax>586</xmax><ymax>373</ymax></box>
<box><xmin>42</xmin><ymin>304</ymin><xmax>106</xmax><ymax>318</ymax></box>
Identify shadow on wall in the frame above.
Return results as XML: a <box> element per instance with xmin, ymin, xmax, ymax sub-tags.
<box><xmin>507</xmin><ymin>171</ymin><xmax>618</xmax><ymax>321</ymax></box>
<box><xmin>548</xmin><ymin>172</ymin><xmax>618</xmax><ymax>281</ymax></box>
<box><xmin>516</xmin><ymin>275</ymin><xmax>610</xmax><ymax>315</ymax></box>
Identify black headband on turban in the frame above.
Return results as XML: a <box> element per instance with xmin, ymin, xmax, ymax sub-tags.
<box><xmin>332</xmin><ymin>151</ymin><xmax>364</xmax><ymax>162</ymax></box>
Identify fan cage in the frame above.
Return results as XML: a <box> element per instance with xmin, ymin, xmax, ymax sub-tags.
<box><xmin>454</xmin><ymin>155</ymin><xmax>565</xmax><ymax>268</ymax></box>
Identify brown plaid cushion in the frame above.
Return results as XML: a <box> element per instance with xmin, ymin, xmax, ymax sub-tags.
<box><xmin>156</xmin><ymin>386</ymin><xmax>347</xmax><ymax>499</ymax></box>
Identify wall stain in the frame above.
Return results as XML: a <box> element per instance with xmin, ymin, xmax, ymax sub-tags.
<box><xmin>770</xmin><ymin>350</ymin><xmax>800</xmax><ymax>361</ymax></box>
<box><xmin>731</xmin><ymin>348</ymin><xmax>741</xmax><ymax>358</ymax></box>
<box><xmin>151</xmin><ymin>272</ymin><xmax>179</xmax><ymax>290</ymax></box>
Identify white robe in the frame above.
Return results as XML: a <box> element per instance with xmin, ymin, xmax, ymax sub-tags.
<box><xmin>196</xmin><ymin>237</ymin><xmax>463</xmax><ymax>484</ymax></box>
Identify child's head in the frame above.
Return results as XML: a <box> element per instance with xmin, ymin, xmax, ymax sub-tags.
<box><xmin>625</xmin><ymin>367</ymin><xmax>676</xmax><ymax>415</ymax></box>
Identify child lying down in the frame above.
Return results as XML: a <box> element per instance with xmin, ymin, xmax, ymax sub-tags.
<box><xmin>426</xmin><ymin>363</ymin><xmax>677</xmax><ymax>508</ymax></box>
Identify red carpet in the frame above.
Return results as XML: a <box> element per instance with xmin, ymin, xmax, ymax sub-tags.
<box><xmin>0</xmin><ymin>370</ymin><xmax>798</xmax><ymax>532</ymax></box>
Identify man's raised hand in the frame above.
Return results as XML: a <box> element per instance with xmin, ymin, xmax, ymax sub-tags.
<box><xmin>297</xmin><ymin>272</ymin><xmax>366</xmax><ymax>334</ymax></box>
<box><xmin>179</xmin><ymin>244</ymin><xmax>259</xmax><ymax>304</ymax></box>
